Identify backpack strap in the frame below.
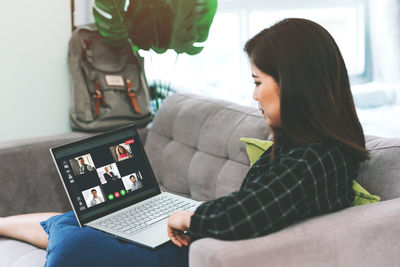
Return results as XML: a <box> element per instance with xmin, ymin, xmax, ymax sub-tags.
<box><xmin>126</xmin><ymin>79</ymin><xmax>141</xmax><ymax>114</ymax></box>
<box><xmin>93</xmin><ymin>80</ymin><xmax>107</xmax><ymax>119</ymax></box>
<box><xmin>81</xmin><ymin>39</ymin><xmax>92</xmax><ymax>61</ymax></box>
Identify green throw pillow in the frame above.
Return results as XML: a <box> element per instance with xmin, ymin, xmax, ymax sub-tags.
<box><xmin>239</xmin><ymin>137</ymin><xmax>381</xmax><ymax>206</ymax></box>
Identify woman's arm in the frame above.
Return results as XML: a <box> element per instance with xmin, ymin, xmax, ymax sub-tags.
<box><xmin>0</xmin><ymin>213</ymin><xmax>61</xmax><ymax>249</ymax></box>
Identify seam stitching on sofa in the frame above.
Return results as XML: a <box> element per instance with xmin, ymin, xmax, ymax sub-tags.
<box><xmin>151</xmin><ymin>127</ymin><xmax>249</xmax><ymax>167</ymax></box>
<box><xmin>195</xmin><ymin>101</ymin><xmax>220</xmax><ymax>151</ymax></box>
<box><xmin>179</xmin><ymin>93</ymin><xmax>264</xmax><ymax>119</ymax></box>
<box><xmin>147</xmin><ymin>93</ymin><xmax>264</xmax><ymax>154</ymax></box>
<box><xmin>171</xmin><ymin>95</ymin><xmax>189</xmax><ymax>140</ymax></box>
<box><xmin>153</xmin><ymin>93</ymin><xmax>187</xmax><ymax>140</ymax></box>
<box><xmin>188</xmin><ymin>100</ymin><xmax>217</xmax><ymax>197</ymax></box>
<box><xmin>226</xmin><ymin>113</ymin><xmax>247</xmax><ymax>158</ymax></box>
<box><xmin>149</xmin><ymin>95</ymin><xmax>265</xmax><ymax>164</ymax></box>
<box><xmin>214</xmin><ymin>114</ymin><xmax>248</xmax><ymax>198</ymax></box>
<box><xmin>170</xmin><ymin>96</ymin><xmax>197</xmax><ymax>142</ymax></box>
<box><xmin>149</xmin><ymin>132</ymin><xmax>250</xmax><ymax>168</ymax></box>
<box><xmin>214</xmin><ymin>162</ymin><xmax>226</xmax><ymax>199</ymax></box>
<box><xmin>150</xmin><ymin>98</ymin><xmax>253</xmax><ymax>164</ymax></box>
<box><xmin>368</xmin><ymin>146</ymin><xmax>400</xmax><ymax>151</ymax></box>
<box><xmin>214</xmin><ymin>159</ymin><xmax>247</xmax><ymax>198</ymax></box>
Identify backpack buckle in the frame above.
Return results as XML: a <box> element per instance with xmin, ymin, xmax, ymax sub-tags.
<box><xmin>126</xmin><ymin>79</ymin><xmax>141</xmax><ymax>114</ymax></box>
<box><xmin>93</xmin><ymin>80</ymin><xmax>107</xmax><ymax>119</ymax></box>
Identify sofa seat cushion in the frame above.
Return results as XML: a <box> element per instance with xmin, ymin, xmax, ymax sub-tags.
<box><xmin>0</xmin><ymin>238</ymin><xmax>46</xmax><ymax>267</ymax></box>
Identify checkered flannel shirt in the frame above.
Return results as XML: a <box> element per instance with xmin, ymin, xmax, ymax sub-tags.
<box><xmin>188</xmin><ymin>137</ymin><xmax>356</xmax><ymax>241</ymax></box>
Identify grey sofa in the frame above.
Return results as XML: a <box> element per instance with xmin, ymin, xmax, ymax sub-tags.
<box><xmin>1</xmin><ymin>93</ymin><xmax>400</xmax><ymax>267</ymax></box>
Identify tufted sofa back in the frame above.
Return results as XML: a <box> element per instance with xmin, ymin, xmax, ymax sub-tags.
<box><xmin>144</xmin><ymin>93</ymin><xmax>270</xmax><ymax>201</ymax></box>
<box><xmin>144</xmin><ymin>93</ymin><xmax>400</xmax><ymax>202</ymax></box>
<box><xmin>357</xmin><ymin>135</ymin><xmax>400</xmax><ymax>201</ymax></box>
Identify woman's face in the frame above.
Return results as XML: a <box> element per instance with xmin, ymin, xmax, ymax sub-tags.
<box><xmin>251</xmin><ymin>61</ymin><xmax>281</xmax><ymax>128</ymax></box>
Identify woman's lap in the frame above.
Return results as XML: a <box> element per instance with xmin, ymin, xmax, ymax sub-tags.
<box><xmin>41</xmin><ymin>211</ymin><xmax>189</xmax><ymax>267</ymax></box>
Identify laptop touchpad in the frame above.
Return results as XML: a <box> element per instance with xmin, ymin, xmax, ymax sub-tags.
<box><xmin>132</xmin><ymin>220</ymin><xmax>170</xmax><ymax>248</ymax></box>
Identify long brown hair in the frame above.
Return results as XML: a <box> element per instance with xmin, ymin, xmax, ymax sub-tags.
<box><xmin>244</xmin><ymin>18</ymin><xmax>369</xmax><ymax>164</ymax></box>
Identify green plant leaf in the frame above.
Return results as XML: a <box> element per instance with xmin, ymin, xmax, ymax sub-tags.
<box><xmin>93</xmin><ymin>0</ymin><xmax>130</xmax><ymax>48</ymax></box>
<box><xmin>93</xmin><ymin>0</ymin><xmax>217</xmax><ymax>55</ymax></box>
<box><xmin>126</xmin><ymin>0</ymin><xmax>174</xmax><ymax>52</ymax></box>
<box><xmin>169</xmin><ymin>0</ymin><xmax>218</xmax><ymax>55</ymax></box>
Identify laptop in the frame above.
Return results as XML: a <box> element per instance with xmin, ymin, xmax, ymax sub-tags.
<box><xmin>50</xmin><ymin>124</ymin><xmax>201</xmax><ymax>249</ymax></box>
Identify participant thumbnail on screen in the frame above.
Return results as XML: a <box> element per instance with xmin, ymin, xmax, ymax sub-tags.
<box><xmin>109</xmin><ymin>142</ymin><xmax>133</xmax><ymax>162</ymax></box>
<box><xmin>97</xmin><ymin>163</ymin><xmax>121</xmax><ymax>184</ymax></box>
<box><xmin>69</xmin><ymin>154</ymin><xmax>96</xmax><ymax>176</ymax></box>
<box><xmin>122</xmin><ymin>171</ymin><xmax>144</xmax><ymax>192</ymax></box>
<box><xmin>82</xmin><ymin>186</ymin><xmax>105</xmax><ymax>208</ymax></box>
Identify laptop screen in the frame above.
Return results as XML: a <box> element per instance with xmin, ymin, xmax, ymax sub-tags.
<box><xmin>51</xmin><ymin>125</ymin><xmax>161</xmax><ymax>225</ymax></box>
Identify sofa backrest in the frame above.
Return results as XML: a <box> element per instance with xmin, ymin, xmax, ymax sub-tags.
<box><xmin>144</xmin><ymin>93</ymin><xmax>270</xmax><ymax>201</ymax></box>
<box><xmin>144</xmin><ymin>93</ymin><xmax>400</xmax><ymax>202</ymax></box>
<box><xmin>358</xmin><ymin>135</ymin><xmax>400</xmax><ymax>201</ymax></box>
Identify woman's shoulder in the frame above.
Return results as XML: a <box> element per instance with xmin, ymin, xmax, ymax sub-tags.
<box><xmin>278</xmin><ymin>141</ymin><xmax>348</xmax><ymax>168</ymax></box>
<box><xmin>271</xmin><ymin>141</ymin><xmax>355</xmax><ymax>188</ymax></box>
<box><xmin>289</xmin><ymin>141</ymin><xmax>341</xmax><ymax>154</ymax></box>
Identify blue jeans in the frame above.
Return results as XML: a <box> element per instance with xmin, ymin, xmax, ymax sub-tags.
<box><xmin>41</xmin><ymin>211</ymin><xmax>189</xmax><ymax>267</ymax></box>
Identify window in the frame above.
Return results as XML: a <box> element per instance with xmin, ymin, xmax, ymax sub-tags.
<box><xmin>74</xmin><ymin>0</ymin><xmax>400</xmax><ymax>137</ymax></box>
<box><xmin>142</xmin><ymin>0</ymin><xmax>371</xmax><ymax>106</ymax></box>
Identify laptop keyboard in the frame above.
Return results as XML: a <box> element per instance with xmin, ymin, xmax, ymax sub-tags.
<box><xmin>96</xmin><ymin>195</ymin><xmax>196</xmax><ymax>236</ymax></box>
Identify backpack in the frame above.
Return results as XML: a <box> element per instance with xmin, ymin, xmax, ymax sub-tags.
<box><xmin>68</xmin><ymin>24</ymin><xmax>153</xmax><ymax>132</ymax></box>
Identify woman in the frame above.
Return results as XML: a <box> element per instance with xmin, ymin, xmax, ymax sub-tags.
<box><xmin>0</xmin><ymin>18</ymin><xmax>368</xmax><ymax>266</ymax></box>
<box><xmin>116</xmin><ymin>145</ymin><xmax>132</xmax><ymax>161</ymax></box>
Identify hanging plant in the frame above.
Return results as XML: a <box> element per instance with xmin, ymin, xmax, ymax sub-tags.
<box><xmin>92</xmin><ymin>0</ymin><xmax>218</xmax><ymax>55</ymax></box>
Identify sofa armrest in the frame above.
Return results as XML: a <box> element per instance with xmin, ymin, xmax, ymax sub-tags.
<box><xmin>189</xmin><ymin>199</ymin><xmax>400</xmax><ymax>267</ymax></box>
<box><xmin>0</xmin><ymin>132</ymin><xmax>94</xmax><ymax>216</ymax></box>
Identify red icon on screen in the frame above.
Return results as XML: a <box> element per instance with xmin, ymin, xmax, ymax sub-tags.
<box><xmin>114</xmin><ymin>192</ymin><xmax>120</xmax><ymax>198</ymax></box>
<box><xmin>125</xmin><ymin>139</ymin><xmax>134</xmax><ymax>145</ymax></box>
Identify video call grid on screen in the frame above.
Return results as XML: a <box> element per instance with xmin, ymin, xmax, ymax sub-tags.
<box><xmin>52</xmin><ymin>126</ymin><xmax>160</xmax><ymax>222</ymax></box>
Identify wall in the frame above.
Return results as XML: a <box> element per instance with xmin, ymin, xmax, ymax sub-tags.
<box><xmin>0</xmin><ymin>0</ymin><xmax>72</xmax><ymax>142</ymax></box>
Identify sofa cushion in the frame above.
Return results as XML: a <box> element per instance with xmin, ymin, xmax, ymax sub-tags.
<box><xmin>358</xmin><ymin>135</ymin><xmax>400</xmax><ymax>201</ymax></box>
<box><xmin>0</xmin><ymin>238</ymin><xmax>46</xmax><ymax>267</ymax></box>
<box><xmin>144</xmin><ymin>93</ymin><xmax>270</xmax><ymax>201</ymax></box>
<box><xmin>239</xmin><ymin>137</ymin><xmax>273</xmax><ymax>167</ymax></box>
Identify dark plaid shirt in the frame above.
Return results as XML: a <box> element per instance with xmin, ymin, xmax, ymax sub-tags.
<box><xmin>188</xmin><ymin>137</ymin><xmax>356</xmax><ymax>241</ymax></box>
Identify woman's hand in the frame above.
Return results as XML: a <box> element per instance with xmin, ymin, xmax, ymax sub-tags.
<box><xmin>167</xmin><ymin>210</ymin><xmax>194</xmax><ymax>247</ymax></box>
